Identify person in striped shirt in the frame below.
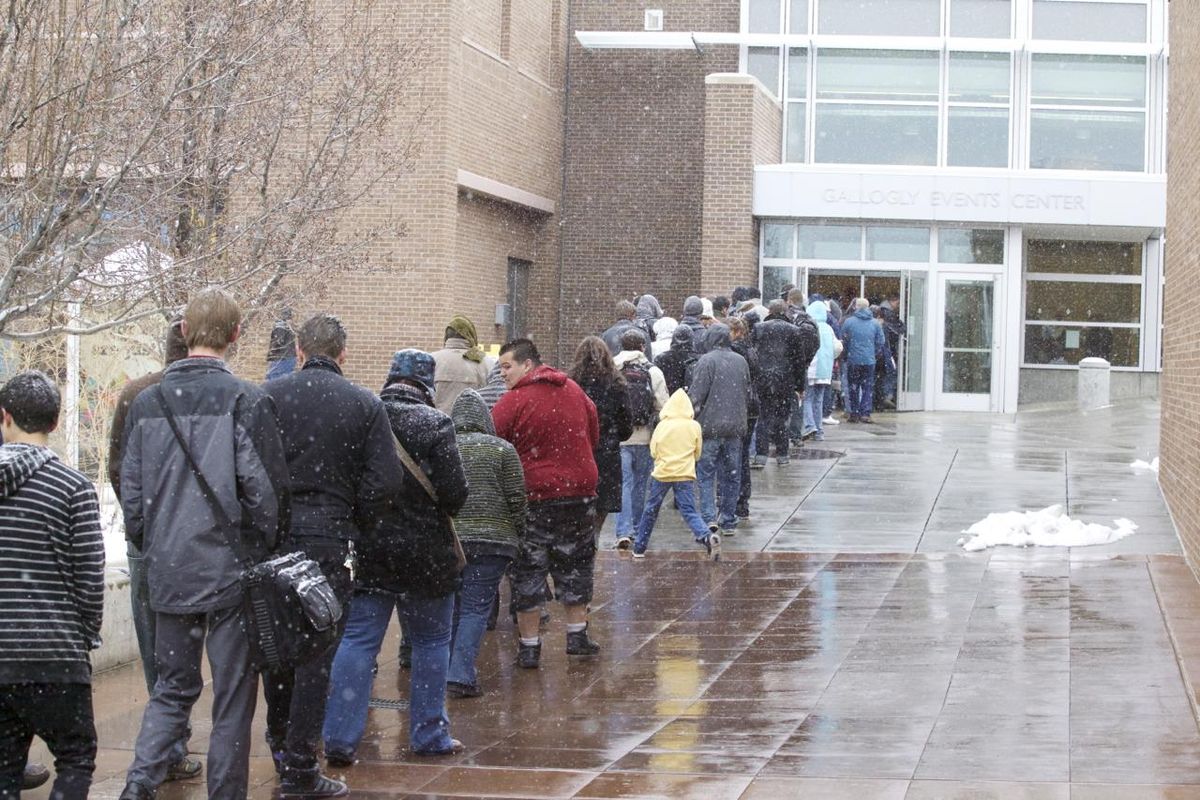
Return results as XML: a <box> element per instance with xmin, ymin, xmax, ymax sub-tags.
<box><xmin>0</xmin><ymin>370</ymin><xmax>104</xmax><ymax>800</ymax></box>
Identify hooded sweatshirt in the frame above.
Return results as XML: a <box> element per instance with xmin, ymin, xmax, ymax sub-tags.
<box><xmin>0</xmin><ymin>444</ymin><xmax>104</xmax><ymax>684</ymax></box>
<box><xmin>654</xmin><ymin>325</ymin><xmax>698</xmax><ymax>395</ymax></box>
<box><xmin>806</xmin><ymin>301</ymin><xmax>837</xmax><ymax>383</ymax></box>
<box><xmin>688</xmin><ymin>326</ymin><xmax>752</xmax><ymax>439</ymax></box>
<box><xmin>649</xmin><ymin>390</ymin><xmax>703</xmax><ymax>482</ymax></box>
<box><xmin>651</xmin><ymin>317</ymin><xmax>678</xmax><ymax>359</ymax></box>
<box><xmin>841</xmin><ymin>307</ymin><xmax>886</xmax><ymax>366</ymax></box>
<box><xmin>451</xmin><ymin>389</ymin><xmax>526</xmax><ymax>560</ymax></box>
<box><xmin>492</xmin><ymin>364</ymin><xmax>600</xmax><ymax>502</ymax></box>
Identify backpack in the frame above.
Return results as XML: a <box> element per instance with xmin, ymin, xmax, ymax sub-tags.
<box><xmin>621</xmin><ymin>361</ymin><xmax>657</xmax><ymax>426</ymax></box>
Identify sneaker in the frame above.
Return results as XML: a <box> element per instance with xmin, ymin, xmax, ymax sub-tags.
<box><xmin>777</xmin><ymin>456</ymin><xmax>790</xmax><ymax>466</ymax></box>
<box><xmin>566</xmin><ymin>626</ymin><xmax>601</xmax><ymax>656</ymax></box>
<box><xmin>22</xmin><ymin>764</ymin><xmax>50</xmax><ymax>791</ymax></box>
<box><xmin>281</xmin><ymin>771</ymin><xmax>349</xmax><ymax>798</ymax></box>
<box><xmin>722</xmin><ymin>526</ymin><xmax>736</xmax><ymax>537</ymax></box>
<box><xmin>861</xmin><ymin>416</ymin><xmax>874</xmax><ymax>424</ymax></box>
<box><xmin>823</xmin><ymin>415</ymin><xmax>840</xmax><ymax>425</ymax></box>
<box><xmin>750</xmin><ymin>455</ymin><xmax>767</xmax><ymax>469</ymax></box>
<box><xmin>846</xmin><ymin>415</ymin><xmax>860</xmax><ymax>424</ymax></box>
<box><xmin>414</xmin><ymin>739</ymin><xmax>465</xmax><ymax>756</ymax></box>
<box><xmin>446</xmin><ymin>681</ymin><xmax>482</xmax><ymax>698</ymax></box>
<box><xmin>801</xmin><ymin>430</ymin><xmax>816</xmax><ymax>441</ymax></box>
<box><xmin>166</xmin><ymin>756</ymin><xmax>203</xmax><ymax>781</ymax></box>
<box><xmin>632</xmin><ymin>549</ymin><xmax>647</xmax><ymax>559</ymax></box>
<box><xmin>324</xmin><ymin>751</ymin><xmax>356</xmax><ymax>769</ymax></box>
<box><xmin>517</xmin><ymin>640</ymin><xmax>542</xmax><ymax>669</ymax></box>
<box><xmin>118</xmin><ymin>782</ymin><xmax>155</xmax><ymax>800</ymax></box>
<box><xmin>615</xmin><ymin>536</ymin><xmax>632</xmax><ymax>550</ymax></box>
<box><xmin>709</xmin><ymin>532</ymin><xmax>721</xmax><ymax>562</ymax></box>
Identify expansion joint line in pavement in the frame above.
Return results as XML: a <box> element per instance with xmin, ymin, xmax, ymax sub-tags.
<box><xmin>760</xmin><ymin>457</ymin><xmax>842</xmax><ymax>552</ymax></box>
<box><xmin>914</xmin><ymin>448</ymin><xmax>960</xmax><ymax>553</ymax></box>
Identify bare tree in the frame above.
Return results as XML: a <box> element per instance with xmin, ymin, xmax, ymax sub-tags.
<box><xmin>0</xmin><ymin>0</ymin><xmax>424</xmax><ymax>339</ymax></box>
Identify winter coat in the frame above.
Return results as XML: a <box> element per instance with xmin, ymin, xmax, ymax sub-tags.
<box><xmin>688</xmin><ymin>326</ymin><xmax>752</xmax><ymax>440</ymax></box>
<box><xmin>357</xmin><ymin>382</ymin><xmax>468</xmax><ymax>599</ymax></box>
<box><xmin>679</xmin><ymin>315</ymin><xmax>707</xmax><ymax>353</ymax></box>
<box><xmin>107</xmin><ymin>369</ymin><xmax>164</xmax><ymax>500</ymax></box>
<box><xmin>431</xmin><ymin>337</ymin><xmax>491</xmax><ymax>414</ymax></box>
<box><xmin>655</xmin><ymin>326</ymin><xmax>698</xmax><ymax>395</ymax></box>
<box><xmin>492</xmin><ymin>364</ymin><xmax>600</xmax><ymax>502</ymax></box>
<box><xmin>120</xmin><ymin>357</ymin><xmax>290</xmax><ymax>614</ymax></box>
<box><xmin>649</xmin><ymin>390</ymin><xmax>703</xmax><ymax>482</ymax></box>
<box><xmin>730</xmin><ymin>337</ymin><xmax>761</xmax><ymax>420</ymax></box>
<box><xmin>753</xmin><ymin>313</ymin><xmax>816</xmax><ymax>397</ymax></box>
<box><xmin>613</xmin><ymin>350</ymin><xmax>670</xmax><ymax>446</ymax></box>
<box><xmin>577</xmin><ymin>375</ymin><xmax>634</xmax><ymax>514</ymax></box>
<box><xmin>450</xmin><ymin>390</ymin><xmax>526</xmax><ymax>561</ymax></box>
<box><xmin>0</xmin><ymin>445</ymin><xmax>103</xmax><ymax>684</ymax></box>
<box><xmin>806</xmin><ymin>302</ymin><xmax>836</xmax><ymax>384</ymax></box>
<box><xmin>266</xmin><ymin>357</ymin><xmax>404</xmax><ymax>543</ymax></box>
<box><xmin>268</xmin><ymin>320</ymin><xmax>296</xmax><ymax>361</ymax></box>
<box><xmin>841</xmin><ymin>308</ymin><xmax>886</xmax><ymax>366</ymax></box>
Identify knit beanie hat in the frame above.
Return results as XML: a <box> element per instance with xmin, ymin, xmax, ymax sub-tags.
<box><xmin>386</xmin><ymin>349</ymin><xmax>436</xmax><ymax>398</ymax></box>
<box><xmin>683</xmin><ymin>296</ymin><xmax>704</xmax><ymax>317</ymax></box>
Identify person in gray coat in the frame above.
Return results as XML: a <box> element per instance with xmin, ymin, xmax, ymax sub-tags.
<box><xmin>118</xmin><ymin>288</ymin><xmax>291</xmax><ymax>800</ymax></box>
<box><xmin>688</xmin><ymin>326</ymin><xmax>751</xmax><ymax>535</ymax></box>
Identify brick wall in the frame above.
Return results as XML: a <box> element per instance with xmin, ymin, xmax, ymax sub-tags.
<box><xmin>1163</xmin><ymin>1</ymin><xmax>1200</xmax><ymax>573</ymax></box>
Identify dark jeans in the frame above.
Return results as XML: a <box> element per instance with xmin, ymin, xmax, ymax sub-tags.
<box><xmin>127</xmin><ymin>543</ymin><xmax>189</xmax><ymax>765</ymax></box>
<box><xmin>449</xmin><ymin>554</ymin><xmax>511</xmax><ymax>689</ymax></box>
<box><xmin>0</xmin><ymin>682</ymin><xmax>96</xmax><ymax>800</ymax></box>
<box><xmin>846</xmin><ymin>363</ymin><xmax>876</xmax><ymax>417</ymax></box>
<box><xmin>264</xmin><ymin>541</ymin><xmax>353</xmax><ymax>770</ymax></box>
<box><xmin>737</xmin><ymin>431</ymin><xmax>753</xmax><ymax>516</ymax></box>
<box><xmin>756</xmin><ymin>392</ymin><xmax>792</xmax><ymax>458</ymax></box>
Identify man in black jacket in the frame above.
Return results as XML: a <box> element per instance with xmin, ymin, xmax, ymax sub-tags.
<box><xmin>752</xmin><ymin>300</ymin><xmax>817</xmax><ymax>467</ymax></box>
<box><xmin>119</xmin><ymin>288</ymin><xmax>291</xmax><ymax>800</ymax></box>
<box><xmin>263</xmin><ymin>314</ymin><xmax>403</xmax><ymax>798</ymax></box>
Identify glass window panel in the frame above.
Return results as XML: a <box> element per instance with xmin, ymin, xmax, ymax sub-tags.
<box><xmin>949</xmin><ymin>53</ymin><xmax>1010</xmax><ymax>103</ymax></box>
<box><xmin>749</xmin><ymin>0</ymin><xmax>782</xmax><ymax>33</ymax></box>
<box><xmin>950</xmin><ymin>0</ymin><xmax>1011</xmax><ymax>37</ymax></box>
<box><xmin>818</xmin><ymin>0</ymin><xmax>939</xmax><ymax>36</ymax></box>
<box><xmin>1024</xmin><ymin>281</ymin><xmax>1141</xmax><ymax>324</ymax></box>
<box><xmin>816</xmin><ymin>50</ymin><xmax>939</xmax><ymax>103</ymax></box>
<box><xmin>787</xmin><ymin>48</ymin><xmax>807</xmax><ymax>99</ymax></box>
<box><xmin>1030</xmin><ymin>110</ymin><xmax>1145</xmax><ymax>172</ymax></box>
<box><xmin>867</xmin><ymin>227</ymin><xmax>930</xmax><ymax>261</ymax></box>
<box><xmin>1033</xmin><ymin>1</ymin><xmax>1147</xmax><ymax>43</ymax></box>
<box><xmin>1024</xmin><ymin>325</ymin><xmax>1139</xmax><ymax>367</ymax></box>
<box><xmin>762</xmin><ymin>266</ymin><xmax>794</xmax><ymax>303</ymax></box>
<box><xmin>944</xmin><ymin>279</ymin><xmax>994</xmax><ymax>394</ymax></box>
<box><xmin>939</xmin><ymin>229</ymin><xmax>1005</xmax><ymax>264</ymax></box>
<box><xmin>786</xmin><ymin>103</ymin><xmax>806</xmax><ymax>162</ymax></box>
<box><xmin>1031</xmin><ymin>55</ymin><xmax>1146</xmax><ymax>109</ymax></box>
<box><xmin>944</xmin><ymin>351</ymin><xmax>993</xmax><ymax>393</ymax></box>
<box><xmin>798</xmin><ymin>225</ymin><xmax>861</xmax><ymax>260</ymax></box>
<box><xmin>763</xmin><ymin>223</ymin><xmax>795</xmax><ymax>258</ymax></box>
<box><xmin>815</xmin><ymin>105</ymin><xmax>938</xmax><ymax>166</ymax></box>
<box><xmin>948</xmin><ymin>108</ymin><xmax>1009</xmax><ymax>168</ymax></box>
<box><xmin>789</xmin><ymin>0</ymin><xmax>809</xmax><ymax>33</ymax></box>
<box><xmin>1026</xmin><ymin>239</ymin><xmax>1142</xmax><ymax>276</ymax></box>
<box><xmin>748</xmin><ymin>47</ymin><xmax>781</xmax><ymax>97</ymax></box>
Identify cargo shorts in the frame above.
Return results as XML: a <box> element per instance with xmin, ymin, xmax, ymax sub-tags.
<box><xmin>511</xmin><ymin>497</ymin><xmax>597</xmax><ymax>612</ymax></box>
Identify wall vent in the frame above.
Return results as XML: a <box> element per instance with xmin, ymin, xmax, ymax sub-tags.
<box><xmin>644</xmin><ymin>9</ymin><xmax>664</xmax><ymax>31</ymax></box>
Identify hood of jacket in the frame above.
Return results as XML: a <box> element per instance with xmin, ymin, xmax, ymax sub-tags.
<box><xmin>614</xmin><ymin>349</ymin><xmax>650</xmax><ymax>368</ymax></box>
<box><xmin>654</xmin><ymin>316</ymin><xmax>678</xmax><ymax>341</ymax></box>
<box><xmin>0</xmin><ymin>443</ymin><xmax>55</xmax><ymax>499</ymax></box>
<box><xmin>513</xmin><ymin>363</ymin><xmax>569</xmax><ymax>391</ymax></box>
<box><xmin>808</xmin><ymin>301</ymin><xmax>828</xmax><ymax>324</ymax></box>
<box><xmin>853</xmin><ymin>307</ymin><xmax>874</xmax><ymax>321</ymax></box>
<box><xmin>703</xmin><ymin>324</ymin><xmax>732</xmax><ymax>351</ymax></box>
<box><xmin>670</xmin><ymin>325</ymin><xmax>695</xmax><ymax>353</ymax></box>
<box><xmin>636</xmin><ymin>294</ymin><xmax>663</xmax><ymax>322</ymax></box>
<box><xmin>659</xmin><ymin>388</ymin><xmax>694</xmax><ymax>421</ymax></box>
<box><xmin>451</xmin><ymin>388</ymin><xmax>495</xmax><ymax>435</ymax></box>
<box><xmin>381</xmin><ymin>380</ymin><xmax>434</xmax><ymax>408</ymax></box>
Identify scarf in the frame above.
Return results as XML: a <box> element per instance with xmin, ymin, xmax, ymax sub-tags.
<box><xmin>448</xmin><ymin>315</ymin><xmax>485</xmax><ymax>363</ymax></box>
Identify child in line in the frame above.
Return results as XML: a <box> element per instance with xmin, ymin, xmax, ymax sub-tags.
<box><xmin>632</xmin><ymin>389</ymin><xmax>720</xmax><ymax>561</ymax></box>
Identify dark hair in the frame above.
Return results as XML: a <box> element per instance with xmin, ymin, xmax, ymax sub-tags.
<box><xmin>165</xmin><ymin>317</ymin><xmax>188</xmax><ymax>364</ymax></box>
<box><xmin>571</xmin><ymin>336</ymin><xmax>622</xmax><ymax>388</ymax></box>
<box><xmin>619</xmin><ymin>328</ymin><xmax>647</xmax><ymax>351</ymax></box>
<box><xmin>0</xmin><ymin>370</ymin><xmax>60</xmax><ymax>434</ymax></box>
<box><xmin>298</xmin><ymin>313</ymin><xmax>347</xmax><ymax>360</ymax></box>
<box><xmin>746</xmin><ymin>286</ymin><xmax>763</xmax><ymax>300</ymax></box>
<box><xmin>713</xmin><ymin>296</ymin><xmax>730</xmax><ymax>314</ymax></box>
<box><xmin>500</xmin><ymin>338</ymin><xmax>540</xmax><ymax>366</ymax></box>
<box><xmin>767</xmin><ymin>299</ymin><xmax>788</xmax><ymax>317</ymax></box>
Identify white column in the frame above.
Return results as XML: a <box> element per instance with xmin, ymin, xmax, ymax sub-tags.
<box><xmin>64</xmin><ymin>302</ymin><xmax>80</xmax><ymax>469</ymax></box>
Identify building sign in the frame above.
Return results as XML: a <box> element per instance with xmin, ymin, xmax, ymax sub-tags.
<box><xmin>754</xmin><ymin>166</ymin><xmax>1166</xmax><ymax>229</ymax></box>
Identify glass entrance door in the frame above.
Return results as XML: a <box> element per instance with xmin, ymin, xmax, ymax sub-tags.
<box><xmin>897</xmin><ymin>271</ymin><xmax>927</xmax><ymax>411</ymax></box>
<box><xmin>935</xmin><ymin>274</ymin><xmax>998</xmax><ymax>411</ymax></box>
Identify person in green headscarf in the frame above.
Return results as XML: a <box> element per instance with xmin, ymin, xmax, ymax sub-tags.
<box><xmin>430</xmin><ymin>315</ymin><xmax>492</xmax><ymax>413</ymax></box>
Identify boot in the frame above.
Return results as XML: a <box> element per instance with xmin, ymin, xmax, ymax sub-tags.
<box><xmin>517</xmin><ymin>640</ymin><xmax>541</xmax><ymax>669</ymax></box>
<box><xmin>22</xmin><ymin>763</ymin><xmax>50</xmax><ymax>791</ymax></box>
<box><xmin>118</xmin><ymin>782</ymin><xmax>155</xmax><ymax>800</ymax></box>
<box><xmin>281</xmin><ymin>761</ymin><xmax>349</xmax><ymax>798</ymax></box>
<box><xmin>566</xmin><ymin>625</ymin><xmax>601</xmax><ymax>656</ymax></box>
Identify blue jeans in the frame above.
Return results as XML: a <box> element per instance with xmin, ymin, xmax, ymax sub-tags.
<box><xmin>633</xmin><ymin>479</ymin><xmax>709</xmax><ymax>552</ymax></box>
<box><xmin>846</xmin><ymin>364</ymin><xmax>876</xmax><ymax>417</ymax></box>
<box><xmin>266</xmin><ymin>356</ymin><xmax>297</xmax><ymax>381</ymax></box>
<box><xmin>449</xmin><ymin>555</ymin><xmax>510</xmax><ymax>689</ymax></box>
<box><xmin>323</xmin><ymin>590</ymin><xmax>456</xmax><ymax>756</ymax></box>
<box><xmin>616</xmin><ymin>445</ymin><xmax>653</xmax><ymax>540</ymax></box>
<box><xmin>802</xmin><ymin>383</ymin><xmax>828</xmax><ymax>439</ymax></box>
<box><xmin>697</xmin><ymin>436</ymin><xmax>741</xmax><ymax>530</ymax></box>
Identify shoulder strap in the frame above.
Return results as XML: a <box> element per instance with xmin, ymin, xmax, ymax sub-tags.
<box><xmin>153</xmin><ymin>386</ymin><xmax>252</xmax><ymax>567</ymax></box>
<box><xmin>392</xmin><ymin>432</ymin><xmax>438</xmax><ymax>504</ymax></box>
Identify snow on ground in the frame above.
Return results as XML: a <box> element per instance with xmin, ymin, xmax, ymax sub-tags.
<box><xmin>1131</xmin><ymin>457</ymin><xmax>1160</xmax><ymax>474</ymax></box>
<box><xmin>957</xmin><ymin>504</ymin><xmax>1138</xmax><ymax>552</ymax></box>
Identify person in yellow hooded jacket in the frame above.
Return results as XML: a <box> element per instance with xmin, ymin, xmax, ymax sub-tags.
<box><xmin>631</xmin><ymin>389</ymin><xmax>721</xmax><ymax>561</ymax></box>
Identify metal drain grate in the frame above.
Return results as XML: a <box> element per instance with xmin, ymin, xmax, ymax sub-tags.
<box><xmin>368</xmin><ymin>698</ymin><xmax>409</xmax><ymax>710</ymax></box>
<box><xmin>792</xmin><ymin>448</ymin><xmax>844</xmax><ymax>460</ymax></box>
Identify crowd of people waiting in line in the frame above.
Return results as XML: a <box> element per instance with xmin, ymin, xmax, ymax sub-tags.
<box><xmin>0</xmin><ymin>282</ymin><xmax>904</xmax><ymax>800</ymax></box>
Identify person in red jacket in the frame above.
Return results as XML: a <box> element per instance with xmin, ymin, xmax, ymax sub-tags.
<box><xmin>492</xmin><ymin>338</ymin><xmax>601</xmax><ymax>669</ymax></box>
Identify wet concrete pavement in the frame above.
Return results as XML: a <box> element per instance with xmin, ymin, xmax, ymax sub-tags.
<box><xmin>28</xmin><ymin>399</ymin><xmax>1200</xmax><ymax>799</ymax></box>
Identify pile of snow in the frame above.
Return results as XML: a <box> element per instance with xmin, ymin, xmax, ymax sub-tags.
<box><xmin>1130</xmin><ymin>457</ymin><xmax>1159</xmax><ymax>474</ymax></box>
<box><xmin>957</xmin><ymin>504</ymin><xmax>1137</xmax><ymax>552</ymax></box>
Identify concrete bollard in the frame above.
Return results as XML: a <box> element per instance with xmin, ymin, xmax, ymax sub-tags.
<box><xmin>1078</xmin><ymin>357</ymin><xmax>1111</xmax><ymax>410</ymax></box>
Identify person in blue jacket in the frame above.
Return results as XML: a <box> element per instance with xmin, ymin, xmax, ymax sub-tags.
<box><xmin>839</xmin><ymin>298</ymin><xmax>885</xmax><ymax>424</ymax></box>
